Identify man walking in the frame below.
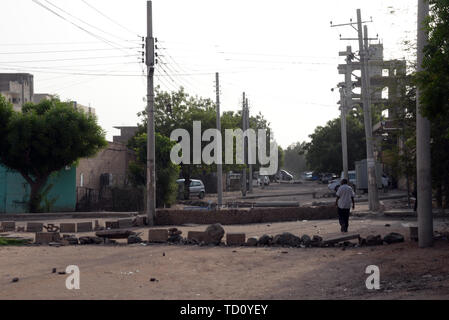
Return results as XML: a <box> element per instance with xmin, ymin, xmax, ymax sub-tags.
<box><xmin>335</xmin><ymin>179</ymin><xmax>355</xmax><ymax>233</ymax></box>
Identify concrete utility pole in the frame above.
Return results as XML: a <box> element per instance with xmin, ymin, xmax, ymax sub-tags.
<box><xmin>241</xmin><ymin>92</ymin><xmax>247</xmax><ymax>197</ymax></box>
<box><xmin>416</xmin><ymin>0</ymin><xmax>433</xmax><ymax>247</ymax></box>
<box><xmin>215</xmin><ymin>72</ymin><xmax>223</xmax><ymax>208</ymax></box>
<box><xmin>357</xmin><ymin>9</ymin><xmax>379</xmax><ymax>211</ymax></box>
<box><xmin>338</xmin><ymin>45</ymin><xmax>353</xmax><ymax>180</ymax></box>
<box><xmin>146</xmin><ymin>0</ymin><xmax>156</xmax><ymax>225</ymax></box>
<box><xmin>246</xmin><ymin>98</ymin><xmax>253</xmax><ymax>193</ymax></box>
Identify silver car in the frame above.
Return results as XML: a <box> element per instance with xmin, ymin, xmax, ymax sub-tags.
<box><xmin>176</xmin><ymin>179</ymin><xmax>206</xmax><ymax>199</ymax></box>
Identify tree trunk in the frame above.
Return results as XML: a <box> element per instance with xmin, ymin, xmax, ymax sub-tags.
<box><xmin>20</xmin><ymin>173</ymin><xmax>49</xmax><ymax>213</ymax></box>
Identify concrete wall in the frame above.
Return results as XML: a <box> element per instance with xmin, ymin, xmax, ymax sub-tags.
<box><xmin>76</xmin><ymin>142</ymin><xmax>134</xmax><ymax>191</ymax></box>
<box><xmin>0</xmin><ymin>165</ymin><xmax>76</xmax><ymax>213</ymax></box>
<box><xmin>154</xmin><ymin>206</ymin><xmax>337</xmax><ymax>226</ymax></box>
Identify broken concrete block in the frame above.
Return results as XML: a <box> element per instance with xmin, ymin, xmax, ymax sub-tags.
<box><xmin>59</xmin><ymin>223</ymin><xmax>76</xmax><ymax>233</ymax></box>
<box><xmin>187</xmin><ymin>231</ymin><xmax>207</xmax><ymax>242</ymax></box>
<box><xmin>204</xmin><ymin>224</ymin><xmax>225</xmax><ymax>245</ymax></box>
<box><xmin>226</xmin><ymin>233</ymin><xmax>246</xmax><ymax>246</ymax></box>
<box><xmin>322</xmin><ymin>233</ymin><xmax>360</xmax><ymax>245</ymax></box>
<box><xmin>273</xmin><ymin>232</ymin><xmax>301</xmax><ymax>247</ymax></box>
<box><xmin>1</xmin><ymin>221</ymin><xmax>15</xmax><ymax>232</ymax></box>
<box><xmin>76</xmin><ymin>222</ymin><xmax>92</xmax><ymax>233</ymax></box>
<box><xmin>118</xmin><ymin>218</ymin><xmax>133</xmax><ymax>229</ymax></box>
<box><xmin>258</xmin><ymin>234</ymin><xmax>272</xmax><ymax>246</ymax></box>
<box><xmin>26</xmin><ymin>222</ymin><xmax>43</xmax><ymax>233</ymax></box>
<box><xmin>148</xmin><ymin>229</ymin><xmax>168</xmax><ymax>243</ymax></box>
<box><xmin>79</xmin><ymin>236</ymin><xmax>102</xmax><ymax>245</ymax></box>
<box><xmin>133</xmin><ymin>216</ymin><xmax>146</xmax><ymax>227</ymax></box>
<box><xmin>35</xmin><ymin>232</ymin><xmax>60</xmax><ymax>244</ymax></box>
<box><xmin>105</xmin><ymin>220</ymin><xmax>119</xmax><ymax>229</ymax></box>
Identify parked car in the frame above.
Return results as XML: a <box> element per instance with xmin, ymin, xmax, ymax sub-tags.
<box><xmin>276</xmin><ymin>169</ymin><xmax>294</xmax><ymax>181</ymax></box>
<box><xmin>320</xmin><ymin>173</ymin><xmax>337</xmax><ymax>184</ymax></box>
<box><xmin>257</xmin><ymin>175</ymin><xmax>270</xmax><ymax>186</ymax></box>
<box><xmin>328</xmin><ymin>179</ymin><xmax>341</xmax><ymax>192</ymax></box>
<box><xmin>176</xmin><ymin>179</ymin><xmax>205</xmax><ymax>199</ymax></box>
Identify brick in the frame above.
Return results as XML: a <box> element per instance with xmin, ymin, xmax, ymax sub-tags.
<box><xmin>59</xmin><ymin>223</ymin><xmax>76</xmax><ymax>233</ymax></box>
<box><xmin>187</xmin><ymin>231</ymin><xmax>207</xmax><ymax>242</ymax></box>
<box><xmin>226</xmin><ymin>233</ymin><xmax>246</xmax><ymax>246</ymax></box>
<box><xmin>35</xmin><ymin>232</ymin><xmax>60</xmax><ymax>244</ymax></box>
<box><xmin>105</xmin><ymin>221</ymin><xmax>119</xmax><ymax>229</ymax></box>
<box><xmin>76</xmin><ymin>222</ymin><xmax>92</xmax><ymax>233</ymax></box>
<box><xmin>118</xmin><ymin>218</ymin><xmax>133</xmax><ymax>229</ymax></box>
<box><xmin>26</xmin><ymin>222</ymin><xmax>43</xmax><ymax>233</ymax></box>
<box><xmin>1</xmin><ymin>221</ymin><xmax>15</xmax><ymax>232</ymax></box>
<box><xmin>148</xmin><ymin>229</ymin><xmax>168</xmax><ymax>243</ymax></box>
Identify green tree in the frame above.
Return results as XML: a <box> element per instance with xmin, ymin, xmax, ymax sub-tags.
<box><xmin>416</xmin><ymin>0</ymin><xmax>449</xmax><ymax>207</ymax></box>
<box><xmin>283</xmin><ymin>142</ymin><xmax>308</xmax><ymax>178</ymax></box>
<box><xmin>127</xmin><ymin>132</ymin><xmax>180</xmax><ymax>207</ymax></box>
<box><xmin>304</xmin><ymin>111</ymin><xmax>366</xmax><ymax>174</ymax></box>
<box><xmin>0</xmin><ymin>96</ymin><xmax>107</xmax><ymax>212</ymax></box>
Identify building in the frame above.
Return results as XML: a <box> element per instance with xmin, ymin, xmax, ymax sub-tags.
<box><xmin>113</xmin><ymin>126</ymin><xmax>138</xmax><ymax>145</ymax></box>
<box><xmin>0</xmin><ymin>73</ymin><xmax>34</xmax><ymax>111</ymax></box>
<box><xmin>0</xmin><ymin>164</ymin><xmax>76</xmax><ymax>213</ymax></box>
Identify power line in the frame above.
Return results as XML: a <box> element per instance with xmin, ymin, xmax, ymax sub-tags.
<box><xmin>31</xmin><ymin>0</ymin><xmax>135</xmax><ymax>54</ymax></box>
<box><xmin>0</xmin><ymin>47</ymin><xmax>140</xmax><ymax>55</ymax></box>
<box><xmin>80</xmin><ymin>0</ymin><xmax>142</xmax><ymax>37</ymax></box>
<box><xmin>42</xmin><ymin>0</ymin><xmax>133</xmax><ymax>43</ymax></box>
<box><xmin>0</xmin><ymin>54</ymin><xmax>139</xmax><ymax>64</ymax></box>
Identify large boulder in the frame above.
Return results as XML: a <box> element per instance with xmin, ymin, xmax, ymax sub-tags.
<box><xmin>383</xmin><ymin>232</ymin><xmax>404</xmax><ymax>244</ymax></box>
<box><xmin>301</xmin><ymin>234</ymin><xmax>312</xmax><ymax>246</ymax></box>
<box><xmin>246</xmin><ymin>237</ymin><xmax>258</xmax><ymax>247</ymax></box>
<box><xmin>258</xmin><ymin>234</ymin><xmax>272</xmax><ymax>246</ymax></box>
<box><xmin>204</xmin><ymin>223</ymin><xmax>225</xmax><ymax>245</ymax></box>
<box><xmin>273</xmin><ymin>232</ymin><xmax>302</xmax><ymax>247</ymax></box>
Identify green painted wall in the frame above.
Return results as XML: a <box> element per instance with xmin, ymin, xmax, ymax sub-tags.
<box><xmin>0</xmin><ymin>165</ymin><xmax>76</xmax><ymax>213</ymax></box>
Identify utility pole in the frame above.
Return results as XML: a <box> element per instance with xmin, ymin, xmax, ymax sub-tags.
<box><xmin>215</xmin><ymin>72</ymin><xmax>223</xmax><ymax>208</ymax></box>
<box><xmin>357</xmin><ymin>9</ymin><xmax>379</xmax><ymax>212</ymax></box>
<box><xmin>241</xmin><ymin>92</ymin><xmax>247</xmax><ymax>197</ymax></box>
<box><xmin>338</xmin><ymin>45</ymin><xmax>353</xmax><ymax>180</ymax></box>
<box><xmin>416</xmin><ymin>0</ymin><xmax>433</xmax><ymax>247</ymax></box>
<box><xmin>146</xmin><ymin>0</ymin><xmax>156</xmax><ymax>225</ymax></box>
<box><xmin>246</xmin><ymin>98</ymin><xmax>253</xmax><ymax>193</ymax></box>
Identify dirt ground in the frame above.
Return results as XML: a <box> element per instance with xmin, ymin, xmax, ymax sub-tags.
<box><xmin>1</xmin><ymin>216</ymin><xmax>449</xmax><ymax>300</ymax></box>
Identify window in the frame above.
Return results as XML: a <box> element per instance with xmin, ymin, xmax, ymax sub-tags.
<box><xmin>382</xmin><ymin>69</ymin><xmax>389</xmax><ymax>77</ymax></box>
<box><xmin>382</xmin><ymin>87</ymin><xmax>389</xmax><ymax>100</ymax></box>
<box><xmin>80</xmin><ymin>173</ymin><xmax>84</xmax><ymax>187</ymax></box>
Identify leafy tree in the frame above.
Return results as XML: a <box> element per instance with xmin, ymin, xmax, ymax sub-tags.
<box><xmin>0</xmin><ymin>96</ymin><xmax>107</xmax><ymax>212</ymax></box>
<box><xmin>304</xmin><ymin>111</ymin><xmax>366</xmax><ymax>174</ymax></box>
<box><xmin>127</xmin><ymin>132</ymin><xmax>180</xmax><ymax>207</ymax></box>
<box><xmin>416</xmin><ymin>0</ymin><xmax>449</xmax><ymax>207</ymax></box>
<box><xmin>132</xmin><ymin>86</ymin><xmax>275</xmax><ymax>198</ymax></box>
<box><xmin>283</xmin><ymin>142</ymin><xmax>308</xmax><ymax>178</ymax></box>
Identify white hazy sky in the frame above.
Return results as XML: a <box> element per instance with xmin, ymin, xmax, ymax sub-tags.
<box><xmin>0</xmin><ymin>0</ymin><xmax>417</xmax><ymax>148</ymax></box>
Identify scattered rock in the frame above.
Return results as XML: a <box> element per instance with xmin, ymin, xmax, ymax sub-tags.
<box><xmin>258</xmin><ymin>234</ymin><xmax>272</xmax><ymax>246</ymax></box>
<box><xmin>79</xmin><ymin>236</ymin><xmax>103</xmax><ymax>245</ymax></box>
<box><xmin>310</xmin><ymin>235</ymin><xmax>323</xmax><ymax>247</ymax></box>
<box><xmin>383</xmin><ymin>232</ymin><xmax>404</xmax><ymax>244</ymax></box>
<box><xmin>385</xmin><ymin>224</ymin><xmax>391</xmax><ymax>227</ymax></box>
<box><xmin>58</xmin><ymin>271</ymin><xmax>66</xmax><ymax>275</ymax></box>
<box><xmin>12</xmin><ymin>277</ymin><xmax>19</xmax><ymax>283</ymax></box>
<box><xmin>366</xmin><ymin>235</ymin><xmax>383</xmax><ymax>246</ymax></box>
<box><xmin>52</xmin><ymin>268</ymin><xmax>57</xmax><ymax>273</ymax></box>
<box><xmin>246</xmin><ymin>237</ymin><xmax>258</xmax><ymax>247</ymax></box>
<box><xmin>301</xmin><ymin>234</ymin><xmax>312</xmax><ymax>246</ymax></box>
<box><xmin>127</xmin><ymin>235</ymin><xmax>142</xmax><ymax>244</ymax></box>
<box><xmin>150</xmin><ymin>278</ymin><xmax>158</xmax><ymax>282</ymax></box>
<box><xmin>273</xmin><ymin>232</ymin><xmax>301</xmax><ymax>247</ymax></box>
<box><xmin>204</xmin><ymin>223</ymin><xmax>225</xmax><ymax>245</ymax></box>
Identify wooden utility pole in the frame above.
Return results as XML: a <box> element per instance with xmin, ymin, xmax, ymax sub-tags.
<box><xmin>416</xmin><ymin>0</ymin><xmax>433</xmax><ymax>247</ymax></box>
<box><xmin>146</xmin><ymin>0</ymin><xmax>156</xmax><ymax>225</ymax></box>
<box><xmin>357</xmin><ymin>9</ymin><xmax>379</xmax><ymax>211</ymax></box>
<box><xmin>215</xmin><ymin>72</ymin><xmax>223</xmax><ymax>207</ymax></box>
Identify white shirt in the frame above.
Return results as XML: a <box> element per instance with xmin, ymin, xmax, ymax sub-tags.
<box><xmin>336</xmin><ymin>184</ymin><xmax>355</xmax><ymax>209</ymax></box>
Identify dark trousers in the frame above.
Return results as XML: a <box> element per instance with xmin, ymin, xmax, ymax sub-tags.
<box><xmin>338</xmin><ymin>207</ymin><xmax>350</xmax><ymax>232</ymax></box>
